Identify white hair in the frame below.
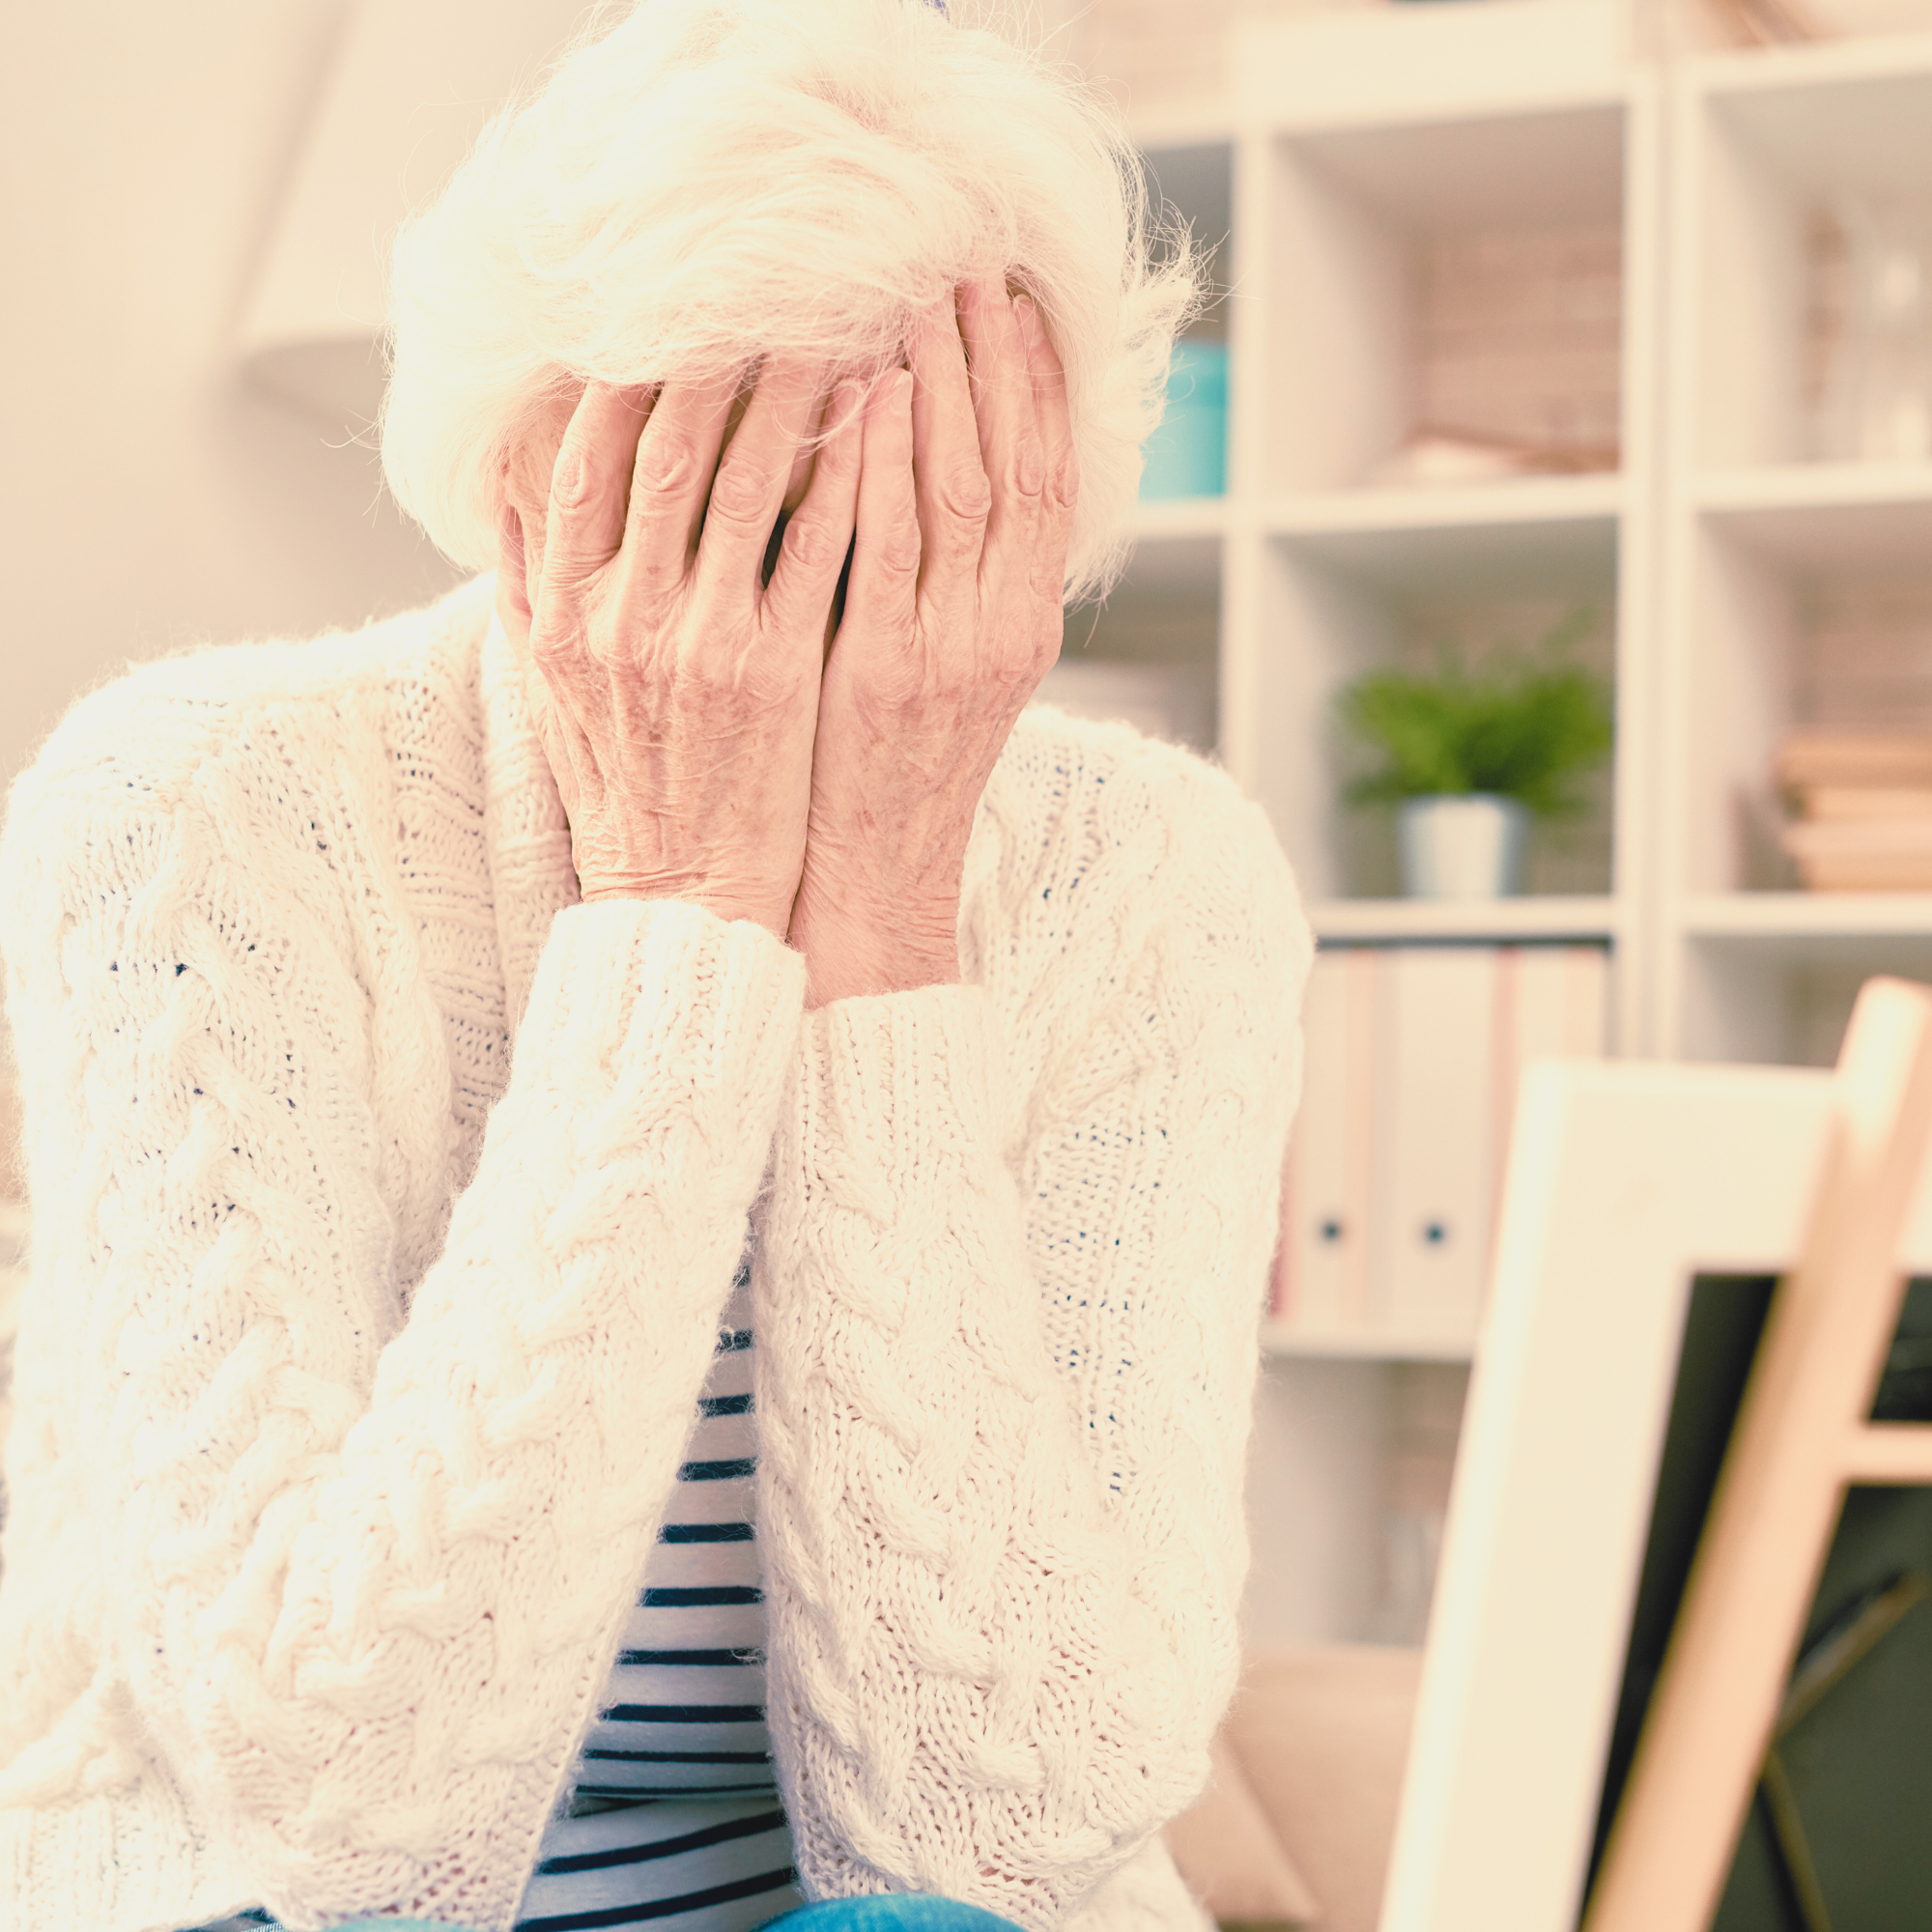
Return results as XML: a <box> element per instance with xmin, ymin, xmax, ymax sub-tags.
<box><xmin>378</xmin><ymin>0</ymin><xmax>1209</xmax><ymax>611</ymax></box>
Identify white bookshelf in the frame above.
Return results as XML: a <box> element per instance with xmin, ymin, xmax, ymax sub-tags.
<box><xmin>1077</xmin><ymin>1</ymin><xmax>1932</xmax><ymax>1647</ymax></box>
<box><xmin>1658</xmin><ymin>31</ymin><xmax>1932</xmax><ymax>1069</ymax></box>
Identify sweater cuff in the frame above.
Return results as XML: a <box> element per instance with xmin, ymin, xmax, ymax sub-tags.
<box><xmin>785</xmin><ymin>982</ymin><xmax>1007</xmax><ymax>1206</ymax></box>
<box><xmin>515</xmin><ymin>897</ymin><xmax>808</xmax><ymax>1100</ymax></box>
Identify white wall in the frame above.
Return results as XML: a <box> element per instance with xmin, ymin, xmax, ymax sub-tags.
<box><xmin>1</xmin><ymin>0</ymin><xmax>1151</xmax><ymax>802</ymax></box>
<box><xmin>1</xmin><ymin>0</ymin><xmax>467</xmax><ymax>798</ymax></box>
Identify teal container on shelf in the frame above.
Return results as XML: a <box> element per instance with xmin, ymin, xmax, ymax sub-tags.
<box><xmin>1139</xmin><ymin>339</ymin><xmax>1228</xmax><ymax>499</ymax></box>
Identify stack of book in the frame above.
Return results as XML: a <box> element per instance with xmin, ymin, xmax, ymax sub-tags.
<box><xmin>1776</xmin><ymin>729</ymin><xmax>1932</xmax><ymax>891</ymax></box>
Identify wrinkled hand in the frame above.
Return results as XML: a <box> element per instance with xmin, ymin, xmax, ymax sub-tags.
<box><xmin>497</xmin><ymin>357</ymin><xmax>865</xmax><ymax>935</ymax></box>
<box><xmin>787</xmin><ymin>274</ymin><xmax>1077</xmax><ymax>1006</ymax></box>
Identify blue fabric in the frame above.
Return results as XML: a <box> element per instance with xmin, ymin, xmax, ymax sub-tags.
<box><xmin>232</xmin><ymin>1893</ymin><xmax>1025</xmax><ymax>1932</ymax></box>
<box><xmin>766</xmin><ymin>1897</ymin><xmax>1027</xmax><ymax>1932</ymax></box>
<box><xmin>315</xmin><ymin>1922</ymin><xmax>479</xmax><ymax>1931</ymax></box>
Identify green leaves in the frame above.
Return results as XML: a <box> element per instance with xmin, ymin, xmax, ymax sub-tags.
<box><xmin>1336</xmin><ymin>612</ymin><xmax>1614</xmax><ymax>820</ymax></box>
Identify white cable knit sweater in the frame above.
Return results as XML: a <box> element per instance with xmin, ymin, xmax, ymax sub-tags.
<box><xmin>0</xmin><ymin>574</ymin><xmax>1311</xmax><ymax>1932</ymax></box>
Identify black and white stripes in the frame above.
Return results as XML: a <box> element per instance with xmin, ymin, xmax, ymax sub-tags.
<box><xmin>514</xmin><ymin>1251</ymin><xmax>802</xmax><ymax>1932</ymax></box>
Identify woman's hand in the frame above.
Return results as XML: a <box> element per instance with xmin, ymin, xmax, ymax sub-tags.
<box><xmin>497</xmin><ymin>357</ymin><xmax>867</xmax><ymax>936</ymax></box>
<box><xmin>787</xmin><ymin>274</ymin><xmax>1077</xmax><ymax>1006</ymax></box>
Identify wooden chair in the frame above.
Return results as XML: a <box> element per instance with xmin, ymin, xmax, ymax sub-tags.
<box><xmin>1581</xmin><ymin>976</ymin><xmax>1932</xmax><ymax>1932</ymax></box>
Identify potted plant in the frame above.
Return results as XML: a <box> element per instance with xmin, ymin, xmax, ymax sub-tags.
<box><xmin>1335</xmin><ymin>612</ymin><xmax>1614</xmax><ymax>899</ymax></box>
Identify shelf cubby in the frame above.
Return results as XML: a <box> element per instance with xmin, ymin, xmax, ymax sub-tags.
<box><xmin>1243</xmin><ymin>1354</ymin><xmax>1470</xmax><ymax>1648</ymax></box>
<box><xmin>1139</xmin><ymin>140</ymin><xmax>1233</xmax><ymax>349</ymax></box>
<box><xmin>1676</xmin><ymin>507</ymin><xmax>1932</xmax><ymax>894</ymax></box>
<box><xmin>1246</xmin><ymin>513</ymin><xmax>1621</xmax><ymax>905</ymax></box>
<box><xmin>1260</xmin><ymin>102</ymin><xmax>1628</xmax><ymax>495</ymax></box>
<box><xmin>1678</xmin><ymin>928</ymin><xmax>1932</xmax><ymax>1066</ymax></box>
<box><xmin>1685</xmin><ymin>46</ymin><xmax>1932</xmax><ymax>471</ymax></box>
<box><xmin>1049</xmin><ymin>531</ymin><xmax>1220</xmax><ymax>753</ymax></box>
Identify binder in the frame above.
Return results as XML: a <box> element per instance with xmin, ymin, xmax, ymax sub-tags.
<box><xmin>1380</xmin><ymin>947</ymin><xmax>1500</xmax><ymax>1342</ymax></box>
<box><xmin>1273</xmin><ymin>943</ymin><xmax>1610</xmax><ymax>1349</ymax></box>
<box><xmin>1492</xmin><ymin>946</ymin><xmax>1610</xmax><ymax>1248</ymax></box>
<box><xmin>1273</xmin><ymin>947</ymin><xmax>1379</xmax><ymax>1331</ymax></box>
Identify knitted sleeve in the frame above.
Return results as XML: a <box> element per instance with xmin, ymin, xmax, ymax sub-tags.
<box><xmin>753</xmin><ymin>745</ymin><xmax>1313</xmax><ymax>1932</ymax></box>
<box><xmin>0</xmin><ymin>697</ymin><xmax>806</xmax><ymax>1932</ymax></box>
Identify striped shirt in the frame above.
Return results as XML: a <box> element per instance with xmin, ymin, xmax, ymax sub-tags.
<box><xmin>512</xmin><ymin>1242</ymin><xmax>803</xmax><ymax>1932</ymax></box>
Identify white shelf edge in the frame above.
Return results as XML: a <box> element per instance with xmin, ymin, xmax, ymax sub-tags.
<box><xmin>1128</xmin><ymin>497</ymin><xmax>1230</xmax><ymax>540</ymax></box>
<box><xmin>1246</xmin><ymin>85</ymin><xmax>1635</xmax><ymax>141</ymax></box>
<box><xmin>1677</xmin><ymin>892</ymin><xmax>1932</xmax><ymax>939</ymax></box>
<box><xmin>1692</xmin><ymin>462</ymin><xmax>1932</xmax><ymax>515</ymax></box>
<box><xmin>1260</xmin><ymin>1321</ymin><xmax>1476</xmax><ymax>1364</ymax></box>
<box><xmin>1263</xmin><ymin>474</ymin><xmax>1626</xmax><ymax>537</ymax></box>
<box><xmin>1688</xmin><ymin>28</ymin><xmax>1932</xmax><ymax>98</ymax></box>
<box><xmin>1230</xmin><ymin>0</ymin><xmax>1633</xmax><ymax>133</ymax></box>
<box><xmin>1311</xmin><ymin>896</ymin><xmax>1622</xmax><ymax>943</ymax></box>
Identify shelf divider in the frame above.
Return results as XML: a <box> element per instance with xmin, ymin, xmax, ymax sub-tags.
<box><xmin>1678</xmin><ymin>893</ymin><xmax>1932</xmax><ymax>939</ymax></box>
<box><xmin>1312</xmin><ymin>895</ymin><xmax>1621</xmax><ymax>944</ymax></box>
<box><xmin>1260</xmin><ymin>1321</ymin><xmax>1476</xmax><ymax>1364</ymax></box>
<box><xmin>1264</xmin><ymin>473</ymin><xmax>1625</xmax><ymax>536</ymax></box>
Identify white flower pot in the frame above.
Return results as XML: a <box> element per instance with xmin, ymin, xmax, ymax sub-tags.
<box><xmin>1398</xmin><ymin>794</ymin><xmax>1529</xmax><ymax>899</ymax></box>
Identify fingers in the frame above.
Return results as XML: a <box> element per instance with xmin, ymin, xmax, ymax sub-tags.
<box><xmin>957</xmin><ymin>274</ymin><xmax>1046</xmax><ymax>597</ymax></box>
<box><xmin>780</xmin><ymin>418</ymin><xmax>819</xmax><ymax>517</ymax></box>
<box><xmin>761</xmin><ymin>379</ymin><xmax>867</xmax><ymax>641</ymax></box>
<box><xmin>688</xmin><ymin>355</ymin><xmax>828</xmax><ymax>628</ymax></box>
<box><xmin>540</xmin><ymin>382</ymin><xmax>655</xmax><ymax>604</ymax></box>
<box><xmin>614</xmin><ymin>370</ymin><xmax>743</xmax><ymax>615</ymax></box>
<box><xmin>907</xmin><ymin>298</ymin><xmax>992</xmax><ymax>615</ymax></box>
<box><xmin>1020</xmin><ymin>290</ymin><xmax>1082</xmax><ymax>580</ymax></box>
<box><xmin>838</xmin><ymin>370</ymin><xmax>923</xmax><ymax>672</ymax></box>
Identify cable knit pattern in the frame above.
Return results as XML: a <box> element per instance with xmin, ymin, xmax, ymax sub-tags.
<box><xmin>0</xmin><ymin>575</ymin><xmax>1312</xmax><ymax>1932</ymax></box>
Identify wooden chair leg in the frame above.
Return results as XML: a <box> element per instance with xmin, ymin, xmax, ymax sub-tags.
<box><xmin>1581</xmin><ymin>976</ymin><xmax>1932</xmax><ymax>1932</ymax></box>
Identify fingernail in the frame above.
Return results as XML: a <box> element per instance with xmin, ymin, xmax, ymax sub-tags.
<box><xmin>895</xmin><ymin>368</ymin><xmax>914</xmax><ymax>409</ymax></box>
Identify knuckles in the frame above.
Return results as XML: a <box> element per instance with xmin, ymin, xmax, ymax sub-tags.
<box><xmin>938</xmin><ymin>462</ymin><xmax>994</xmax><ymax>526</ymax></box>
<box><xmin>1011</xmin><ymin>429</ymin><xmax>1047</xmax><ymax>499</ymax></box>
<box><xmin>632</xmin><ymin>434</ymin><xmax>697</xmax><ymax>497</ymax></box>
<box><xmin>781</xmin><ymin>513</ymin><xmax>838</xmax><ymax>572</ymax></box>
<box><xmin>549</xmin><ymin>443</ymin><xmax>610</xmax><ymax>518</ymax></box>
<box><xmin>705</xmin><ymin>459</ymin><xmax>774</xmax><ymax>525</ymax></box>
<box><xmin>1049</xmin><ymin>444</ymin><xmax>1080</xmax><ymax>513</ymax></box>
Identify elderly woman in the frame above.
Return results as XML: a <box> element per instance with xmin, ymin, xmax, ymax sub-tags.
<box><xmin>0</xmin><ymin>0</ymin><xmax>1310</xmax><ymax>1929</ymax></box>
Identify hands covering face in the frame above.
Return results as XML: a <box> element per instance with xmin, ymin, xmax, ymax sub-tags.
<box><xmin>497</xmin><ymin>272</ymin><xmax>1077</xmax><ymax>1002</ymax></box>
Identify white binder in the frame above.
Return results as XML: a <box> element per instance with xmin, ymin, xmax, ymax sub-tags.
<box><xmin>1380</xmin><ymin>947</ymin><xmax>1501</xmax><ymax>1342</ymax></box>
<box><xmin>1273</xmin><ymin>943</ymin><xmax>1609</xmax><ymax>1350</ymax></box>
<box><xmin>1492</xmin><ymin>945</ymin><xmax>1610</xmax><ymax>1242</ymax></box>
<box><xmin>1273</xmin><ymin>947</ymin><xmax>1380</xmax><ymax>1332</ymax></box>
